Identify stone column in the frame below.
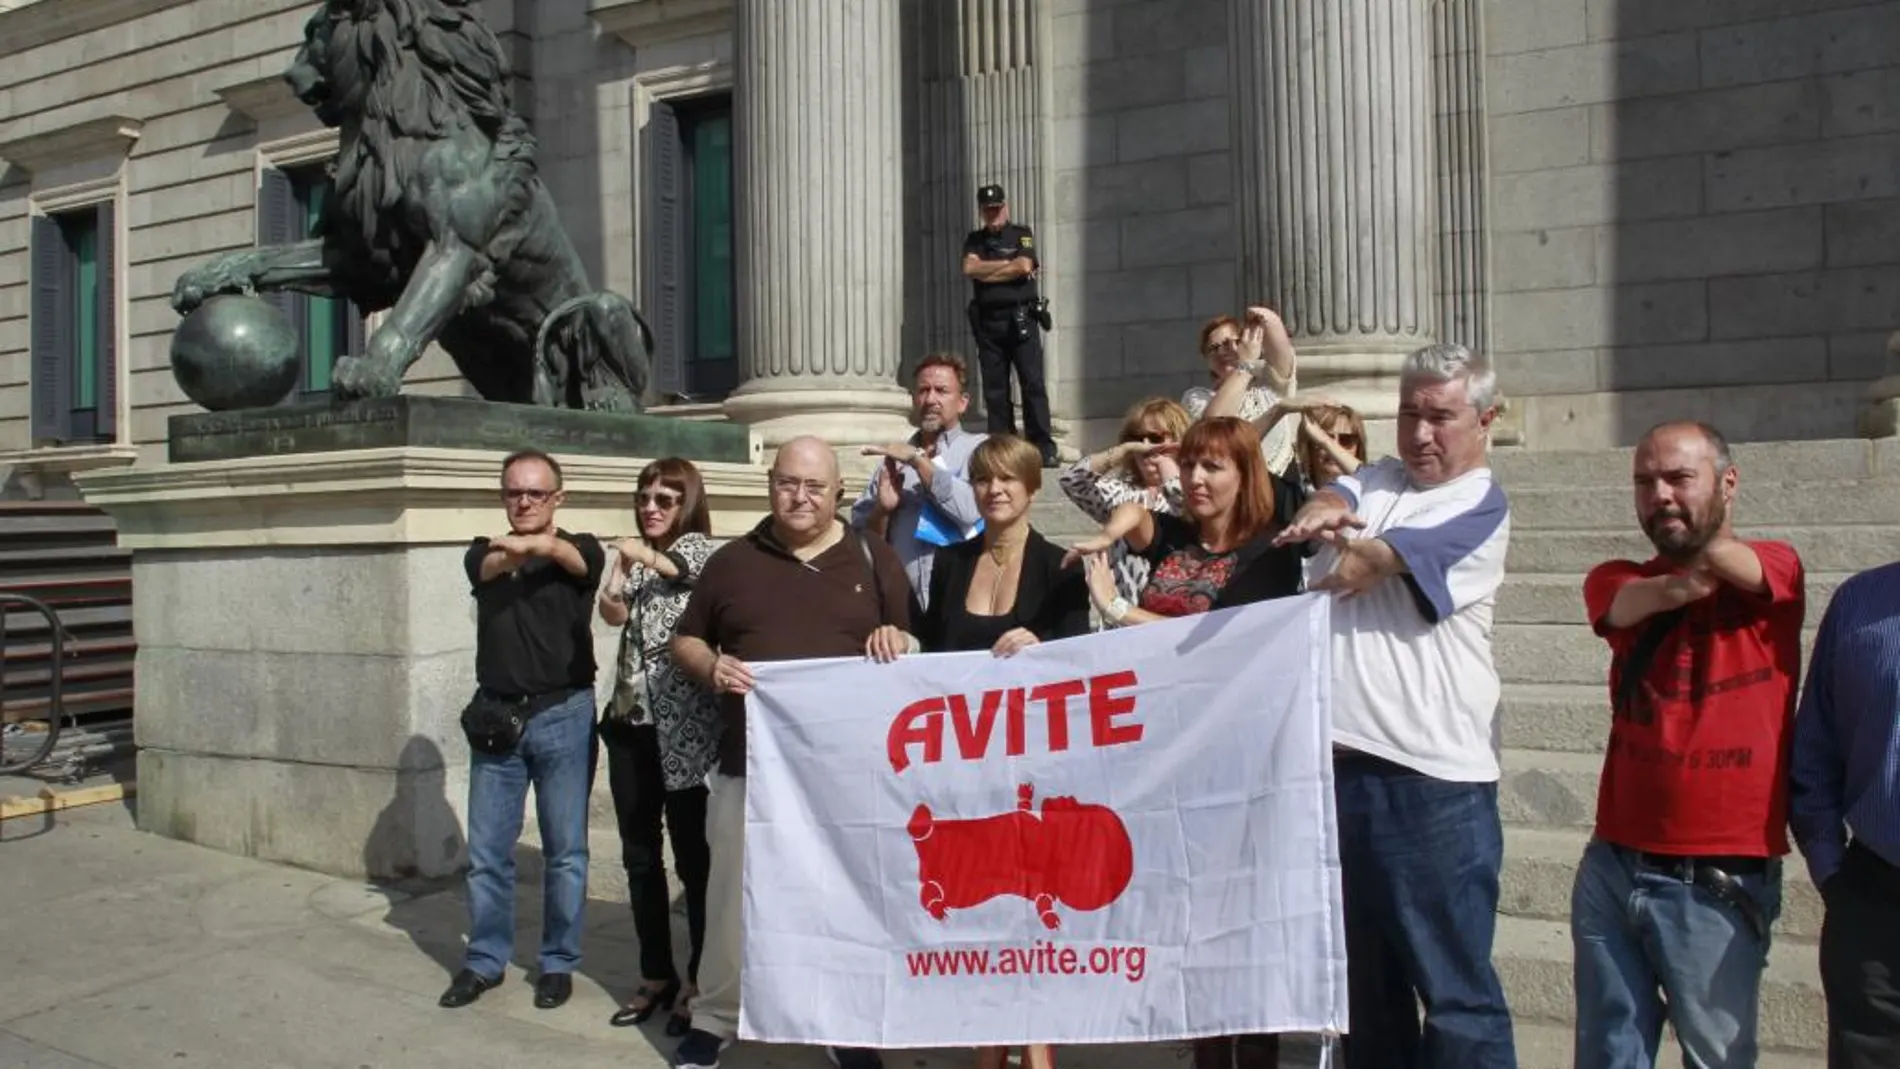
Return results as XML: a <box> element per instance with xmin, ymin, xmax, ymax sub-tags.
<box><xmin>722</xmin><ymin>0</ymin><xmax>915</xmax><ymax>448</ymax></box>
<box><xmin>1232</xmin><ymin>0</ymin><xmax>1439</xmax><ymax>425</ymax></box>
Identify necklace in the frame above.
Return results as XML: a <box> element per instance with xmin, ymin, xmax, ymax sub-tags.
<box><xmin>981</xmin><ymin>536</ymin><xmax>1026</xmax><ymax>615</ymax></box>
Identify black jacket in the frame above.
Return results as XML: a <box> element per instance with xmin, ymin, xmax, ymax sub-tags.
<box><xmin>918</xmin><ymin>527</ymin><xmax>1091</xmax><ymax>652</ymax></box>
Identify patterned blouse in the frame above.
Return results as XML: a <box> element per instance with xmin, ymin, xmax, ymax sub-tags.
<box><xmin>1057</xmin><ymin>459</ymin><xmax>1183</xmax><ymax>604</ymax></box>
<box><xmin>611</xmin><ymin>532</ymin><xmax>722</xmax><ymax>792</ymax></box>
<box><xmin>1182</xmin><ymin>372</ymin><xmax>1299</xmax><ymax>478</ymax></box>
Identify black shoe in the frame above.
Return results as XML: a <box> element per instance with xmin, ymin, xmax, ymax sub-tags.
<box><xmin>438</xmin><ymin>968</ymin><xmax>503</xmax><ymax>1008</ymax></box>
<box><xmin>828</xmin><ymin>1047</ymin><xmax>885</xmax><ymax>1069</ymax></box>
<box><xmin>610</xmin><ymin>977</ymin><xmax>681</xmax><ymax>1026</ymax></box>
<box><xmin>665</xmin><ymin>1001</ymin><xmax>694</xmax><ymax>1037</ymax></box>
<box><xmin>673</xmin><ymin>1028</ymin><xmax>730</xmax><ymax>1069</ymax></box>
<box><xmin>533</xmin><ymin>971</ymin><xmax>573</xmax><ymax>1009</ymax></box>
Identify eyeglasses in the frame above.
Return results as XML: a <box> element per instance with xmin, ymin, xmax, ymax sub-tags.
<box><xmin>636</xmin><ymin>489</ymin><xmax>683</xmax><ymax>509</ymax></box>
<box><xmin>770</xmin><ymin>475</ymin><xmax>832</xmax><ymax>500</ymax></box>
<box><xmin>502</xmin><ymin>488</ymin><xmax>554</xmax><ymax>504</ymax></box>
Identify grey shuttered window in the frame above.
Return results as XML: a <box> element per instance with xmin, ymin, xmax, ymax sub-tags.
<box><xmin>29</xmin><ymin>215</ymin><xmax>69</xmax><ymax>443</ymax></box>
<box><xmin>648</xmin><ymin>102</ymin><xmax>686</xmax><ymax>398</ymax></box>
<box><xmin>29</xmin><ymin>204</ymin><xmax>116</xmax><ymax>445</ymax></box>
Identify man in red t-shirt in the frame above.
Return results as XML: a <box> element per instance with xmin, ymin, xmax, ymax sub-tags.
<box><xmin>1573</xmin><ymin>420</ymin><xmax>1805</xmax><ymax>1069</ymax></box>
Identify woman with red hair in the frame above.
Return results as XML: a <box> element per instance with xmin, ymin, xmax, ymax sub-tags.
<box><xmin>1065</xmin><ymin>417</ymin><xmax>1305</xmax><ymax>1069</ymax></box>
<box><xmin>1069</xmin><ymin>415</ymin><xmax>1305</xmax><ymax>627</ymax></box>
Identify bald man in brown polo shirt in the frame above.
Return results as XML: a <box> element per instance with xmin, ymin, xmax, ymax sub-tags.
<box><xmin>667</xmin><ymin>436</ymin><xmax>911</xmax><ymax>1069</ymax></box>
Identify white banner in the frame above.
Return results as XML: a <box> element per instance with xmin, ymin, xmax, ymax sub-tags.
<box><xmin>740</xmin><ymin>594</ymin><xmax>1348</xmax><ymax>1048</ymax></box>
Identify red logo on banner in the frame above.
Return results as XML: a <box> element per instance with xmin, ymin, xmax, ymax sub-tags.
<box><xmin>909</xmin><ymin>783</ymin><xmax>1134</xmax><ymax>929</ymax></box>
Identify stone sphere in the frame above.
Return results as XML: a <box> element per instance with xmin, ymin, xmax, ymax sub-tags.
<box><xmin>170</xmin><ymin>294</ymin><xmax>301</xmax><ymax>410</ymax></box>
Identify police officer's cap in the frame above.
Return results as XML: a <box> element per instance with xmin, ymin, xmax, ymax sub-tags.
<box><xmin>977</xmin><ymin>184</ymin><xmax>1006</xmax><ymax>206</ymax></box>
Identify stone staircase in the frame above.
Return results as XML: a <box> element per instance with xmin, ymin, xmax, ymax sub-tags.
<box><xmin>1031</xmin><ymin>436</ymin><xmax>1900</xmax><ymax>1066</ymax></box>
<box><xmin>559</xmin><ymin>438</ymin><xmax>1895</xmax><ymax>1065</ymax></box>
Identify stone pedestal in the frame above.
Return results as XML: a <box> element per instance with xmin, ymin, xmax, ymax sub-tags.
<box><xmin>1232</xmin><ymin>0</ymin><xmax>1439</xmax><ymax>420</ymax></box>
<box><xmin>74</xmin><ymin>440</ymin><xmax>769</xmax><ymax>880</ymax></box>
<box><xmin>723</xmin><ymin>0</ymin><xmax>914</xmax><ymax>448</ymax></box>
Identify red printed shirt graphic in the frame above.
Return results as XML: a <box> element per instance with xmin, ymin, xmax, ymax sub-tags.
<box><xmin>1583</xmin><ymin>540</ymin><xmax>1805</xmax><ymax>856</ymax></box>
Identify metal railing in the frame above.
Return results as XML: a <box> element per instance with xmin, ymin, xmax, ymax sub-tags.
<box><xmin>0</xmin><ymin>590</ymin><xmax>67</xmax><ymax>774</ymax></box>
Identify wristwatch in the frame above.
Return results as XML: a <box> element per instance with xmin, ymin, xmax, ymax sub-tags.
<box><xmin>1236</xmin><ymin>358</ymin><xmax>1269</xmax><ymax>377</ymax></box>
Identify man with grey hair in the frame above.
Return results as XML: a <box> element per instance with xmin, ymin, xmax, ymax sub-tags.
<box><xmin>1275</xmin><ymin>342</ymin><xmax>1517</xmax><ymax>1069</ymax></box>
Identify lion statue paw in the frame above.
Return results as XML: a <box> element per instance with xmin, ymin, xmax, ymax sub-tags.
<box><xmin>171</xmin><ymin>253</ymin><xmax>259</xmax><ymax>315</ymax></box>
<box><xmin>331</xmin><ymin>355</ymin><xmax>406</xmax><ymax>401</ymax></box>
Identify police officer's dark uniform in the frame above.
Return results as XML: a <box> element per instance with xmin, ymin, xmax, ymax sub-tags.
<box><xmin>963</xmin><ymin>184</ymin><xmax>1055</xmax><ymax>464</ymax></box>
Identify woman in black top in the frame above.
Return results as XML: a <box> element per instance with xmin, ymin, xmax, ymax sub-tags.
<box><xmin>1067</xmin><ymin>415</ymin><xmax>1305</xmax><ymax>1069</ymax></box>
<box><xmin>915</xmin><ymin>434</ymin><xmax>1091</xmax><ymax>659</ymax></box>
<box><xmin>898</xmin><ymin>433</ymin><xmax>1086</xmax><ymax>1069</ymax></box>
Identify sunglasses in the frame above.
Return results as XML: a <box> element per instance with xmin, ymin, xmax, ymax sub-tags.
<box><xmin>1123</xmin><ymin>432</ymin><xmax>1174</xmax><ymax>446</ymax></box>
<box><xmin>502</xmin><ymin>488</ymin><xmax>554</xmax><ymax>504</ymax></box>
<box><xmin>636</xmin><ymin>489</ymin><xmax>683</xmax><ymax>509</ymax></box>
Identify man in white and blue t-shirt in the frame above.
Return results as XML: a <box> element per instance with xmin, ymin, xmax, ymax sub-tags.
<box><xmin>1276</xmin><ymin>342</ymin><xmax>1516</xmax><ymax>1069</ymax></box>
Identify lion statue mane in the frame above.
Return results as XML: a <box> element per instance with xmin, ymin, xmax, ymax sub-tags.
<box><xmin>170</xmin><ymin>0</ymin><xmax>651</xmax><ymax>411</ymax></box>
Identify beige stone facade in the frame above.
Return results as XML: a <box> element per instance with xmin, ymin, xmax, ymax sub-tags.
<box><xmin>2</xmin><ymin>0</ymin><xmax>1898</xmax><ymax>485</ymax></box>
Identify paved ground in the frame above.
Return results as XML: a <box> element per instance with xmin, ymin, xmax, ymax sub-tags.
<box><xmin>0</xmin><ymin>777</ymin><xmax>1324</xmax><ymax>1069</ymax></box>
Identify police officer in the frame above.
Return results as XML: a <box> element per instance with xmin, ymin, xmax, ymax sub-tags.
<box><xmin>963</xmin><ymin>183</ymin><xmax>1056</xmax><ymax>467</ymax></box>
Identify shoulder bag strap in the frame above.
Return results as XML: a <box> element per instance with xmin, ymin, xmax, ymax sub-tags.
<box><xmin>1615</xmin><ymin>607</ymin><xmax>1686</xmax><ymax>717</ymax></box>
<box><xmin>852</xmin><ymin>528</ymin><xmax>886</xmax><ymax>625</ymax></box>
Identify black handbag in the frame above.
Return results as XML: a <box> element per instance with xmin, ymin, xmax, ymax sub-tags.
<box><xmin>460</xmin><ymin>690</ymin><xmax>529</xmax><ymax>756</ymax></box>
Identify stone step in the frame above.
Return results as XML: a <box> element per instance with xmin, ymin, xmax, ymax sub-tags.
<box><xmin>1494</xmin><ymin>913</ymin><xmax>1826</xmax><ymax>1056</ymax></box>
<box><xmin>1504</xmin><ymin>478</ymin><xmax>1900</xmax><ymax>531</ymax></box>
<box><xmin>1507</xmin><ymin>1019</ymin><xmax>1823</xmax><ymax>1069</ymax></box>
<box><xmin>1500</xmin><ymin>747</ymin><xmax>1604</xmax><ymax>831</ymax></box>
<box><xmin>1499</xmin><ymin>826</ymin><xmax>1823</xmax><ymax>944</ymax></box>
<box><xmin>1500</xmin><ymin>682</ymin><xmax>1609</xmax><ymax>754</ymax></box>
<box><xmin>1507</xmin><ymin>525</ymin><xmax>1900</xmax><ymax>575</ymax></box>
<box><xmin>1029</xmin><ymin>495</ymin><xmax>1101</xmax><ymax>540</ymax></box>
<box><xmin>1497</xmin><ymin>574</ymin><xmax>1589</xmax><ymax>625</ymax></box>
<box><xmin>1490</xmin><ymin>438</ymin><xmax>1892</xmax><ymax>489</ymax></box>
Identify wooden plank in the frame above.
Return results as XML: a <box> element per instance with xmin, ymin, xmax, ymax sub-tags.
<box><xmin>2</xmin><ymin>687</ymin><xmax>136</xmax><ymax>722</ymax></box>
<box><xmin>0</xmin><ymin>512</ymin><xmax>122</xmax><ymax>536</ymax></box>
<box><xmin>0</xmin><ymin>781</ymin><xmax>134</xmax><ymax>821</ymax></box>
<box><xmin>0</xmin><ymin>545</ymin><xmax>131</xmax><ymax>567</ymax></box>
<box><xmin>3</xmin><ymin>604</ymin><xmax>132</xmax><ymax>633</ymax></box>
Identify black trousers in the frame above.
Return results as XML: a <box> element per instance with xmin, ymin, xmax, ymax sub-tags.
<box><xmin>970</xmin><ymin>303</ymin><xmax>1052</xmax><ymax>450</ymax></box>
<box><xmin>1820</xmin><ymin>841</ymin><xmax>1900</xmax><ymax>1068</ymax></box>
<box><xmin>600</xmin><ymin>720</ymin><xmax>711</xmax><ymax>986</ymax></box>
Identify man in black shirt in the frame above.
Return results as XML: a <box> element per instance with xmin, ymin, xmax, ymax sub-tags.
<box><xmin>439</xmin><ymin>448</ymin><xmax>606</xmax><ymax>1013</ymax></box>
<box><xmin>963</xmin><ymin>183</ymin><xmax>1056</xmax><ymax>467</ymax></box>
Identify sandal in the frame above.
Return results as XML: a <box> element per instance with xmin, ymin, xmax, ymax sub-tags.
<box><xmin>609</xmin><ymin>978</ymin><xmax>681</xmax><ymax>1027</ymax></box>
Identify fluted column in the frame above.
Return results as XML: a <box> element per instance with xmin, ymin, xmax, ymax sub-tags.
<box><xmin>1233</xmin><ymin>0</ymin><xmax>1439</xmax><ymax>420</ymax></box>
<box><xmin>723</xmin><ymin>0</ymin><xmax>914</xmax><ymax>448</ymax></box>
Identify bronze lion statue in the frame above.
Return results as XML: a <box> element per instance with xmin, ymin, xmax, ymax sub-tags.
<box><xmin>170</xmin><ymin>0</ymin><xmax>650</xmax><ymax>410</ymax></box>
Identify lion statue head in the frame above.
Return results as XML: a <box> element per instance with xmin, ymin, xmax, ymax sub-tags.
<box><xmin>280</xmin><ymin>0</ymin><xmax>536</xmax><ymax>298</ymax></box>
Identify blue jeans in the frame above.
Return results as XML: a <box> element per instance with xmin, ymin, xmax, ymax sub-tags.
<box><xmin>463</xmin><ymin>687</ymin><xmax>595</xmax><ymax>978</ymax></box>
<box><xmin>1334</xmin><ymin>752</ymin><xmax>1517</xmax><ymax>1069</ymax></box>
<box><xmin>1571</xmin><ymin>839</ymin><xmax>1781</xmax><ymax>1069</ymax></box>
